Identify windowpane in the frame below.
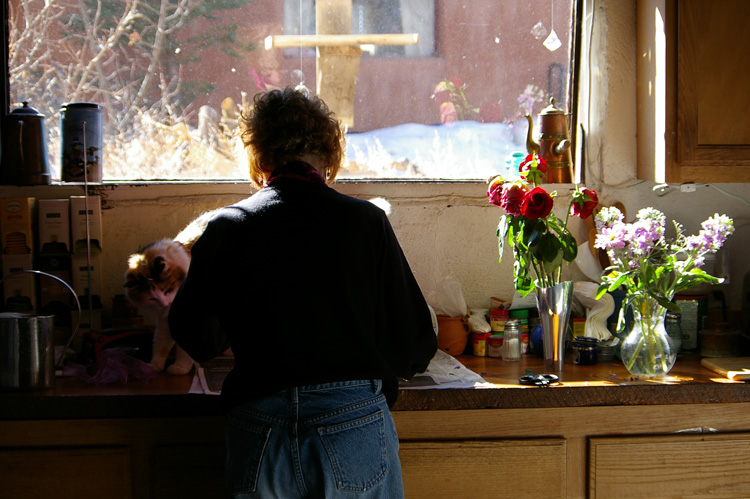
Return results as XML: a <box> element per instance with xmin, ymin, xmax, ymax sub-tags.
<box><xmin>8</xmin><ymin>0</ymin><xmax>576</xmax><ymax>181</ymax></box>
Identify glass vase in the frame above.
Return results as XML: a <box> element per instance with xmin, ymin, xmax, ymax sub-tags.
<box><xmin>620</xmin><ymin>298</ymin><xmax>677</xmax><ymax>377</ymax></box>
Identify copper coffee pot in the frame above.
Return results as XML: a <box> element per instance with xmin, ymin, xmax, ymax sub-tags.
<box><xmin>525</xmin><ymin>97</ymin><xmax>572</xmax><ymax>183</ymax></box>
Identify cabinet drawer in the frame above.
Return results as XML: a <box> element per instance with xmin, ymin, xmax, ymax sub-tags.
<box><xmin>400</xmin><ymin>438</ymin><xmax>566</xmax><ymax>499</ymax></box>
<box><xmin>590</xmin><ymin>433</ymin><xmax>750</xmax><ymax>498</ymax></box>
<box><xmin>0</xmin><ymin>446</ymin><xmax>131</xmax><ymax>499</ymax></box>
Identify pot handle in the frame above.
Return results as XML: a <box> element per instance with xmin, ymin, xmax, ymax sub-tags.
<box><xmin>0</xmin><ymin>270</ymin><xmax>81</xmax><ymax>368</ymax></box>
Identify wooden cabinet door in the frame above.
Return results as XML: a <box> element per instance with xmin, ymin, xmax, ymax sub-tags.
<box><xmin>0</xmin><ymin>446</ymin><xmax>132</xmax><ymax>499</ymax></box>
<box><xmin>637</xmin><ymin>0</ymin><xmax>750</xmax><ymax>183</ymax></box>
<box><xmin>589</xmin><ymin>433</ymin><xmax>750</xmax><ymax>498</ymax></box>
<box><xmin>400</xmin><ymin>439</ymin><xmax>566</xmax><ymax>499</ymax></box>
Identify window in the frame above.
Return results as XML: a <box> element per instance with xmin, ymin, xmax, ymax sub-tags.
<box><xmin>5</xmin><ymin>0</ymin><xmax>578</xmax><ymax>182</ymax></box>
<box><xmin>284</xmin><ymin>0</ymin><xmax>435</xmax><ymax>57</ymax></box>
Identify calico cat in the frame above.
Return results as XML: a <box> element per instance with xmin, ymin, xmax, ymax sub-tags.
<box><xmin>124</xmin><ymin>211</ymin><xmax>215</xmax><ymax>375</ymax></box>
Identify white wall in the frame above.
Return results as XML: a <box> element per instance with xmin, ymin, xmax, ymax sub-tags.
<box><xmin>2</xmin><ymin>0</ymin><xmax>749</xmax><ymax>325</ymax></box>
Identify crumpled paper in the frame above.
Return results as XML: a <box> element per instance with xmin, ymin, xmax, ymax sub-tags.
<box><xmin>63</xmin><ymin>349</ymin><xmax>157</xmax><ymax>385</ymax></box>
<box><xmin>573</xmin><ymin>281</ymin><xmax>615</xmax><ymax>340</ymax></box>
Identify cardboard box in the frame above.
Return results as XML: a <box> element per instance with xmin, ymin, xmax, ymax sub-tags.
<box><xmin>70</xmin><ymin>195</ymin><xmax>102</xmax><ymax>254</ymax></box>
<box><xmin>1</xmin><ymin>253</ymin><xmax>36</xmax><ymax>312</ymax></box>
<box><xmin>37</xmin><ymin>253</ymin><xmax>73</xmax><ymax>311</ymax></box>
<box><xmin>35</xmin><ymin>263</ymin><xmax>74</xmax><ymax>348</ymax></box>
<box><xmin>0</xmin><ymin>197</ymin><xmax>35</xmax><ymax>255</ymax></box>
<box><xmin>71</xmin><ymin>252</ymin><xmax>102</xmax><ymax>297</ymax></box>
<box><xmin>38</xmin><ymin>199</ymin><xmax>71</xmax><ymax>254</ymax></box>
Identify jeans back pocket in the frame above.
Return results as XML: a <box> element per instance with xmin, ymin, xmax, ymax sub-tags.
<box><xmin>226</xmin><ymin>418</ymin><xmax>272</xmax><ymax>495</ymax></box>
<box><xmin>317</xmin><ymin>410</ymin><xmax>387</xmax><ymax>492</ymax></box>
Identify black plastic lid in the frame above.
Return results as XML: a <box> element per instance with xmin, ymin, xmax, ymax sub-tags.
<box><xmin>60</xmin><ymin>102</ymin><xmax>102</xmax><ymax>110</ymax></box>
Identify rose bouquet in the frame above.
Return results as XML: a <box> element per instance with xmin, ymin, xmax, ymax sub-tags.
<box><xmin>593</xmin><ymin>206</ymin><xmax>734</xmax><ymax>375</ymax></box>
<box><xmin>487</xmin><ymin>153</ymin><xmax>598</xmax><ymax>297</ymax></box>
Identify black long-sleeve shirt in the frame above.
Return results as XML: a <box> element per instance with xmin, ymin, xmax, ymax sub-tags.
<box><xmin>168</xmin><ymin>174</ymin><xmax>437</xmax><ymax>410</ymax></box>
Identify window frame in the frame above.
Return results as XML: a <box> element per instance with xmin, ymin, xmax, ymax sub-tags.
<box><xmin>0</xmin><ymin>0</ymin><xmax>584</xmax><ymax>186</ymax></box>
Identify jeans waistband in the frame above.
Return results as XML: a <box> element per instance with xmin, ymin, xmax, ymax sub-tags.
<box><xmin>295</xmin><ymin>379</ymin><xmax>382</xmax><ymax>393</ymax></box>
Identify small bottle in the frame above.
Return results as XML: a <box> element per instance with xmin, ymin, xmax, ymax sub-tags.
<box><xmin>665</xmin><ymin>311</ymin><xmax>683</xmax><ymax>355</ymax></box>
<box><xmin>502</xmin><ymin>320</ymin><xmax>521</xmax><ymax>361</ymax></box>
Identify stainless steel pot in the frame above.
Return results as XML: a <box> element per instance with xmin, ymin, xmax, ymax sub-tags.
<box><xmin>0</xmin><ymin>271</ymin><xmax>80</xmax><ymax>391</ymax></box>
<box><xmin>0</xmin><ymin>312</ymin><xmax>55</xmax><ymax>390</ymax></box>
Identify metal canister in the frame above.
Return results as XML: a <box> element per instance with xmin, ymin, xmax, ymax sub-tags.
<box><xmin>60</xmin><ymin>102</ymin><xmax>103</xmax><ymax>183</ymax></box>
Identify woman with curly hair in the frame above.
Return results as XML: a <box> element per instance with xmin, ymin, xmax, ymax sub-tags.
<box><xmin>169</xmin><ymin>86</ymin><xmax>437</xmax><ymax>498</ymax></box>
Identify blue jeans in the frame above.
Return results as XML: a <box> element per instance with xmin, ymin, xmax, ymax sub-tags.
<box><xmin>225</xmin><ymin>380</ymin><xmax>404</xmax><ymax>498</ymax></box>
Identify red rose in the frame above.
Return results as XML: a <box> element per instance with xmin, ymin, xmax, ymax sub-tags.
<box><xmin>500</xmin><ymin>182</ymin><xmax>529</xmax><ymax>216</ymax></box>
<box><xmin>519</xmin><ymin>154</ymin><xmax>548</xmax><ymax>185</ymax></box>
<box><xmin>520</xmin><ymin>187</ymin><xmax>554</xmax><ymax>220</ymax></box>
<box><xmin>487</xmin><ymin>176</ymin><xmax>504</xmax><ymax>207</ymax></box>
<box><xmin>570</xmin><ymin>187</ymin><xmax>599</xmax><ymax>219</ymax></box>
<box><xmin>448</xmin><ymin>76</ymin><xmax>464</xmax><ymax>89</ymax></box>
<box><xmin>519</xmin><ymin>154</ymin><xmax>548</xmax><ymax>174</ymax></box>
<box><xmin>479</xmin><ymin>101</ymin><xmax>501</xmax><ymax>123</ymax></box>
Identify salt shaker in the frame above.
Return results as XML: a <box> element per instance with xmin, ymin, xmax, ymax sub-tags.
<box><xmin>503</xmin><ymin>320</ymin><xmax>521</xmax><ymax>361</ymax></box>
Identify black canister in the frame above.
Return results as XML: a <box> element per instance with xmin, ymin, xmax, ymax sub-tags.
<box><xmin>0</xmin><ymin>102</ymin><xmax>51</xmax><ymax>186</ymax></box>
<box><xmin>60</xmin><ymin>102</ymin><xmax>103</xmax><ymax>183</ymax></box>
<box><xmin>573</xmin><ymin>336</ymin><xmax>600</xmax><ymax>365</ymax></box>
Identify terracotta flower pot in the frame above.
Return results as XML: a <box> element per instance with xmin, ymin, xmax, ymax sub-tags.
<box><xmin>437</xmin><ymin>315</ymin><xmax>472</xmax><ymax>355</ymax></box>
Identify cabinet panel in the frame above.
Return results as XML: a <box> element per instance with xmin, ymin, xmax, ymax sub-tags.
<box><xmin>677</xmin><ymin>0</ymin><xmax>750</xmax><ymax>170</ymax></box>
<box><xmin>152</xmin><ymin>444</ymin><xmax>225</xmax><ymax>499</ymax></box>
<box><xmin>589</xmin><ymin>433</ymin><xmax>750</xmax><ymax>498</ymax></box>
<box><xmin>636</xmin><ymin>0</ymin><xmax>750</xmax><ymax>183</ymax></box>
<box><xmin>0</xmin><ymin>446</ymin><xmax>131</xmax><ymax>499</ymax></box>
<box><xmin>400</xmin><ymin>439</ymin><xmax>566</xmax><ymax>499</ymax></box>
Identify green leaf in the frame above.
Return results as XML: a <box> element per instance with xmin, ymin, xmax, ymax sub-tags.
<box><xmin>496</xmin><ymin>216</ymin><xmax>509</xmax><ymax>262</ymax></box>
<box><xmin>535</xmin><ymin>233</ymin><xmax>563</xmax><ymax>274</ymax></box>
<box><xmin>608</xmin><ymin>272</ymin><xmax>629</xmax><ymax>292</ymax></box>
<box><xmin>559</xmin><ymin>231</ymin><xmax>578</xmax><ymax>262</ymax></box>
<box><xmin>523</xmin><ymin>219</ymin><xmax>545</xmax><ymax>248</ymax></box>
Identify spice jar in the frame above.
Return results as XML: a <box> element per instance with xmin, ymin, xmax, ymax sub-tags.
<box><xmin>490</xmin><ymin>308</ymin><xmax>509</xmax><ymax>333</ymax></box>
<box><xmin>487</xmin><ymin>335</ymin><xmax>503</xmax><ymax>358</ymax></box>
<box><xmin>472</xmin><ymin>332</ymin><xmax>491</xmax><ymax>356</ymax></box>
<box><xmin>502</xmin><ymin>320</ymin><xmax>521</xmax><ymax>361</ymax></box>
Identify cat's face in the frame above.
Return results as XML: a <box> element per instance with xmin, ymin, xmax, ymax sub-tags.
<box><xmin>124</xmin><ymin>239</ymin><xmax>190</xmax><ymax>312</ymax></box>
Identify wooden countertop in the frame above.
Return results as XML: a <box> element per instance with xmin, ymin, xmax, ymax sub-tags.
<box><xmin>2</xmin><ymin>353</ymin><xmax>749</xmax><ymax>420</ymax></box>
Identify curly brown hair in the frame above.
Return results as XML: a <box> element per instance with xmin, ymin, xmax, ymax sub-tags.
<box><xmin>239</xmin><ymin>87</ymin><xmax>345</xmax><ymax>188</ymax></box>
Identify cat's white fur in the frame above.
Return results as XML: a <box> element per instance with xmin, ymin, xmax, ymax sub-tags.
<box><xmin>124</xmin><ymin>211</ymin><xmax>215</xmax><ymax>375</ymax></box>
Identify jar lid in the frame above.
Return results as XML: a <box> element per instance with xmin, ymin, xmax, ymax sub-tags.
<box><xmin>60</xmin><ymin>102</ymin><xmax>102</xmax><ymax>110</ymax></box>
<box><xmin>573</xmin><ymin>336</ymin><xmax>599</xmax><ymax>347</ymax></box>
<box><xmin>504</xmin><ymin>319</ymin><xmax>520</xmax><ymax>331</ymax></box>
<box><xmin>509</xmin><ymin>309</ymin><xmax>529</xmax><ymax>317</ymax></box>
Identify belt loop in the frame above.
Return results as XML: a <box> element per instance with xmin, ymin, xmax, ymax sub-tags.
<box><xmin>371</xmin><ymin>379</ymin><xmax>381</xmax><ymax>394</ymax></box>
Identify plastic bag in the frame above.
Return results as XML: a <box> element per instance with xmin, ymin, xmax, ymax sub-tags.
<box><xmin>434</xmin><ymin>276</ymin><xmax>468</xmax><ymax>317</ymax></box>
<box><xmin>63</xmin><ymin>349</ymin><xmax>157</xmax><ymax>385</ymax></box>
<box><xmin>468</xmin><ymin>310</ymin><xmax>491</xmax><ymax>333</ymax></box>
